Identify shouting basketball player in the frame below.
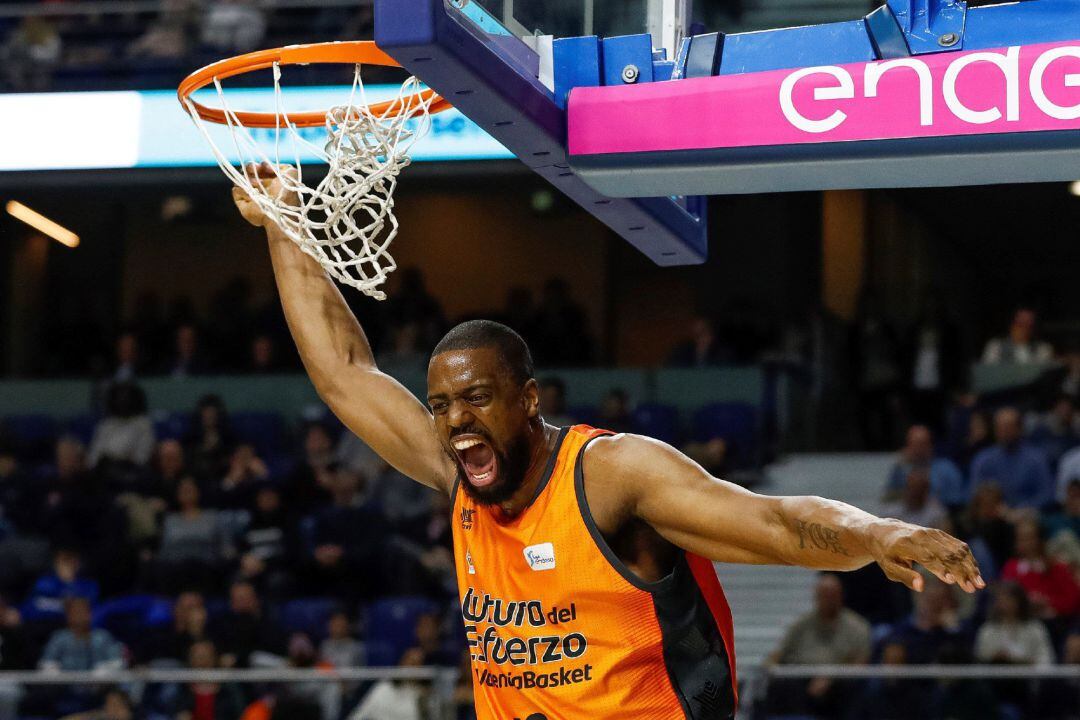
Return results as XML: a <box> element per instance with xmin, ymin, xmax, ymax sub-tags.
<box><xmin>234</xmin><ymin>164</ymin><xmax>983</xmax><ymax>720</ymax></box>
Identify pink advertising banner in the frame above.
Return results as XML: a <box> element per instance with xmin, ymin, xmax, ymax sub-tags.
<box><xmin>567</xmin><ymin>40</ymin><xmax>1080</xmax><ymax>156</ymax></box>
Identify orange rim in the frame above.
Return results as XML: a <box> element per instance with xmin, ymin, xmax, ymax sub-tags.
<box><xmin>177</xmin><ymin>40</ymin><xmax>452</xmax><ymax>128</ymax></box>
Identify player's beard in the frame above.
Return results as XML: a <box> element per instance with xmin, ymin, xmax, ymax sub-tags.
<box><xmin>456</xmin><ymin>432</ymin><xmax>532</xmax><ymax>506</ymax></box>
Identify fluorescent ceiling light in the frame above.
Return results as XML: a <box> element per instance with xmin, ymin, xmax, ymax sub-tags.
<box><xmin>5</xmin><ymin>200</ymin><xmax>79</xmax><ymax>247</ymax></box>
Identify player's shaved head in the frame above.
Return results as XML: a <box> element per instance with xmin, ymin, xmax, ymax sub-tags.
<box><xmin>432</xmin><ymin>320</ymin><xmax>534</xmax><ymax>385</ymax></box>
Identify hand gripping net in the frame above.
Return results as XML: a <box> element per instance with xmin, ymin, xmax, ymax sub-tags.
<box><xmin>178</xmin><ymin>43</ymin><xmax>446</xmax><ymax>300</ymax></box>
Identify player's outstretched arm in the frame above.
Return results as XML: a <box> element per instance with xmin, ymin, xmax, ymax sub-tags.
<box><xmin>582</xmin><ymin>434</ymin><xmax>985</xmax><ymax>593</ymax></box>
<box><xmin>233</xmin><ymin>164</ymin><xmax>453</xmax><ymax>491</ymax></box>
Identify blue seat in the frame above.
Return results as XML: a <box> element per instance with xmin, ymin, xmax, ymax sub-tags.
<box><xmin>152</xmin><ymin>411</ymin><xmax>190</xmax><ymax>441</ymax></box>
<box><xmin>279</xmin><ymin>598</ymin><xmax>341</xmax><ymax>642</ymax></box>
<box><xmin>363</xmin><ymin>596</ymin><xmax>437</xmax><ymax>666</ymax></box>
<box><xmin>692</xmin><ymin>403</ymin><xmax>758</xmax><ymax>466</ymax></box>
<box><xmin>64</xmin><ymin>414</ymin><xmax>100</xmax><ymax>445</ymax></box>
<box><xmin>3</xmin><ymin>414</ymin><xmax>57</xmax><ymax>459</ymax></box>
<box><xmin>631</xmin><ymin>403</ymin><xmax>680</xmax><ymax>444</ymax></box>
<box><xmin>230</xmin><ymin>412</ymin><xmax>286</xmax><ymax>456</ymax></box>
<box><xmin>93</xmin><ymin>595</ymin><xmax>174</xmax><ymax>647</ymax></box>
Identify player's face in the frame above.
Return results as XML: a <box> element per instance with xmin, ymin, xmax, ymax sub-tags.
<box><xmin>428</xmin><ymin>347</ymin><xmax>538</xmax><ymax>505</ymax></box>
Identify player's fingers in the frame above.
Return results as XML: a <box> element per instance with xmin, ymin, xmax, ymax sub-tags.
<box><xmin>925</xmin><ymin>533</ymin><xmax>984</xmax><ymax>592</ymax></box>
<box><xmin>879</xmin><ymin>557</ymin><xmax>923</xmax><ymax>592</ymax></box>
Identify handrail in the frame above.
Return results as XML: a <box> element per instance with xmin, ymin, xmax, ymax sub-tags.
<box><xmin>0</xmin><ymin>666</ymin><xmax>451</xmax><ymax>685</ymax></box>
<box><xmin>766</xmin><ymin>664</ymin><xmax>1080</xmax><ymax>680</ymax></box>
<box><xmin>0</xmin><ymin>0</ymin><xmax>366</xmax><ymax>20</ymax></box>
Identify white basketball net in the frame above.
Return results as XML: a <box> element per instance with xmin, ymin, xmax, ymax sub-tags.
<box><xmin>183</xmin><ymin>64</ymin><xmax>436</xmax><ymax>300</ymax></box>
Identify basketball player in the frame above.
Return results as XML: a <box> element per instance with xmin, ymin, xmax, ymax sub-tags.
<box><xmin>234</xmin><ymin>164</ymin><xmax>983</xmax><ymax>720</ymax></box>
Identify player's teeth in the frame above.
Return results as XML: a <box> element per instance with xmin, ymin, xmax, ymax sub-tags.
<box><xmin>453</xmin><ymin>438</ymin><xmax>482</xmax><ymax>450</ymax></box>
<box><xmin>474</xmin><ymin>471</ymin><xmax>491</xmax><ymax>480</ymax></box>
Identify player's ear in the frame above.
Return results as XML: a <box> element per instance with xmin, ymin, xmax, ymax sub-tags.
<box><xmin>522</xmin><ymin>378</ymin><xmax>540</xmax><ymax>419</ymax></box>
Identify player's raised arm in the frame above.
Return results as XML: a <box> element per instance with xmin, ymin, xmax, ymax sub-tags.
<box><xmin>583</xmin><ymin>433</ymin><xmax>986</xmax><ymax>593</ymax></box>
<box><xmin>233</xmin><ymin>163</ymin><xmax>453</xmax><ymax>491</ymax></box>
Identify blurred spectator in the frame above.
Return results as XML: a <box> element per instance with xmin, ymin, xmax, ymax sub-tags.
<box><xmin>176</xmin><ymin>640</ymin><xmax>245</xmax><ymax>720</ymax></box>
<box><xmin>768</xmin><ymin>574</ymin><xmax>870</xmax><ymax>717</ymax></box>
<box><xmin>376</xmin><ymin>322</ymin><xmax>428</xmax><ymax>378</ymax></box>
<box><xmin>975</xmin><ymin>582</ymin><xmax>1054</xmax><ymax>665</ymax></box>
<box><xmin>1028</xmin><ymin>395</ymin><xmax>1080</xmax><ymax>472</ymax></box>
<box><xmin>319</xmin><ymin>610</ymin><xmax>363</xmax><ymax>669</ymax></box>
<box><xmin>597</xmin><ymin>389</ymin><xmax>634</xmax><ymax>434</ymax></box>
<box><xmin>87</xmin><ymin>383</ymin><xmax>155</xmax><ymax>469</ymax></box>
<box><xmin>0</xmin><ymin>432</ymin><xmax>41</xmax><ymax>538</ymax></box>
<box><xmin>348</xmin><ymin>646</ymin><xmax>428</xmax><ymax>720</ymax></box>
<box><xmin>249</xmin><ymin>335</ymin><xmax>280</xmax><ymax>374</ymax></box>
<box><xmin>185</xmin><ymin>395</ymin><xmax>235</xmax><ymax>482</ymax></box>
<box><xmin>451</xmin><ymin>651</ymin><xmax>476</xmax><ymax>720</ymax></box>
<box><xmin>40</xmin><ymin>437</ymin><xmax>109</xmax><ymax>547</ymax></box>
<box><xmin>219</xmin><ymin>443</ymin><xmax>269</xmax><ymax>508</ymax></box>
<box><xmin>971</xmin><ymin>407</ymin><xmax>1055</xmax><ymax>510</ymax></box>
<box><xmin>982</xmin><ymin>308</ymin><xmax>1054</xmax><ymax>365</ymax></box>
<box><xmin>144</xmin><ymin>591</ymin><xmax>210</xmax><ymax>664</ymax></box>
<box><xmin>199</xmin><ymin>0</ymin><xmax>267</xmax><ymax>53</ymax></box>
<box><xmin>667</xmin><ymin>315</ymin><xmax>733</xmax><ymax>367</ymax></box>
<box><xmin>1062</xmin><ymin>348</ymin><xmax>1080</xmax><ymax>401</ymax></box>
<box><xmin>953</xmin><ymin>408</ymin><xmax>994</xmax><ymax>478</ymax></box>
<box><xmin>0</xmin><ymin>594</ymin><xmax>28</xmax><ymax>670</ymax></box>
<box><xmin>25</xmin><ymin>548</ymin><xmax>100</xmax><ymax>622</ymax></box>
<box><xmin>166</xmin><ymin>324</ymin><xmax>211</xmax><ymax>379</ymax></box>
<box><xmin>1</xmin><ymin>16</ymin><xmax>61</xmax><ymax>91</ymax></box>
<box><xmin>369</xmin><ymin>464</ymin><xmax>436</xmax><ymax>527</ymax></box>
<box><xmin>846</xmin><ymin>639</ymin><xmax>937</xmax><ymax>720</ymax></box>
<box><xmin>495</xmin><ymin>286</ymin><xmax>536</xmax><ymax>346</ymax></box>
<box><xmin>904</xmin><ymin>309</ymin><xmax>964</xmax><ymax>432</ymax></box>
<box><xmin>153</xmin><ymin>477</ymin><xmax>233</xmax><ymax>594</ymax></box>
<box><xmin>110</xmin><ymin>333</ymin><xmax>142</xmax><ymax>384</ymax></box>
<box><xmin>851</xmin><ymin>291</ymin><xmax>903</xmax><ymax>450</ymax></box>
<box><xmin>385</xmin><ymin>267</ymin><xmax>445</xmax><ymax>350</ymax></box>
<box><xmin>128</xmin><ymin>0</ymin><xmax>196</xmax><ymax>60</ymax></box>
<box><xmin>336</xmin><ymin>431</ymin><xmax>384</xmax><ymax>484</ymax></box>
<box><xmin>885</xmin><ymin>424</ymin><xmax>967</xmax><ymax>508</ymax></box>
<box><xmin>151</xmin><ymin>438</ymin><xmax>188</xmax><ymax>498</ymax></box>
<box><xmin>58</xmin><ymin>688</ymin><xmax>135</xmax><ymax>720</ymax></box>
<box><xmin>1043</xmin><ymin>479</ymin><xmax>1080</xmax><ymax>557</ymax></box>
<box><xmin>959</xmin><ymin>484</ymin><xmax>1015</xmax><ymax>576</ymax></box>
<box><xmin>286</xmin><ymin>422</ymin><xmax>336</xmax><ymax>517</ymax></box>
<box><xmin>530</xmin><ymin>277</ymin><xmax>593</xmax><ymax>367</ymax></box>
<box><xmin>683</xmin><ymin>437</ymin><xmax>731</xmax><ymax>480</ymax></box>
<box><xmin>539</xmin><ymin>377</ymin><xmax>575</xmax><ymax>427</ymax></box>
<box><xmin>1001</xmin><ymin>518</ymin><xmax>1080</xmax><ymax>620</ymax></box>
<box><xmin>236</xmin><ymin>483</ymin><xmax>293</xmax><ymax>597</ymax></box>
<box><xmin>1057</xmin><ymin>444</ymin><xmax>1080</xmax><ymax>496</ymax></box>
<box><xmin>887</xmin><ymin>579</ymin><xmax>963</xmax><ymax>663</ymax></box>
<box><xmin>413</xmin><ymin>612</ymin><xmax>456</xmax><ymax>666</ymax></box>
<box><xmin>39</xmin><ymin>597</ymin><xmax>124</xmax><ymax>673</ymax></box>
<box><xmin>882</xmin><ymin>468</ymin><xmax>948</xmax><ymax>529</ymax></box>
<box><xmin>215</xmin><ymin>581</ymin><xmax>284</xmax><ymax>668</ymax></box>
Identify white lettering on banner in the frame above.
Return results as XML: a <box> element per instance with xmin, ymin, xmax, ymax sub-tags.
<box><xmin>864</xmin><ymin>59</ymin><xmax>935</xmax><ymax>126</ymax></box>
<box><xmin>942</xmin><ymin>46</ymin><xmax>1020</xmax><ymax>125</ymax></box>
<box><xmin>1030</xmin><ymin>46</ymin><xmax>1080</xmax><ymax>120</ymax></box>
<box><xmin>779</xmin><ymin>44</ymin><xmax>1080</xmax><ymax>133</ymax></box>
<box><xmin>779</xmin><ymin>66</ymin><xmax>855</xmax><ymax>133</ymax></box>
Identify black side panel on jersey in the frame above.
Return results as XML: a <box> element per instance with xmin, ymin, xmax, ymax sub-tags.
<box><xmin>652</xmin><ymin>556</ymin><xmax>737</xmax><ymax>720</ymax></box>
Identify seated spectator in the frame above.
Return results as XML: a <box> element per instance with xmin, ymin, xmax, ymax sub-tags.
<box><xmin>262</xmin><ymin>633</ymin><xmax>335</xmax><ymax>720</ymax></box>
<box><xmin>348</xmin><ymin>646</ymin><xmax>429</xmax><ymax>720</ymax></box>
<box><xmin>128</xmin><ymin>0</ymin><xmax>197</xmax><ymax>60</ymax></box>
<box><xmin>218</xmin><ymin>443</ymin><xmax>269</xmax><ymax>508</ymax></box>
<box><xmin>975</xmin><ymin>582</ymin><xmax>1054</xmax><ymax>665</ymax></box>
<box><xmin>87</xmin><ymin>383</ymin><xmax>155</xmax><ymax>470</ymax></box>
<box><xmin>286</xmin><ymin>422</ymin><xmax>336</xmax><ymax>517</ymax></box>
<box><xmin>1057</xmin><ymin>443</ymin><xmax>1080</xmax><ymax>498</ymax></box>
<box><xmin>0</xmin><ymin>594</ymin><xmax>28</xmax><ymax>670</ymax></box>
<box><xmin>109</xmin><ymin>333</ymin><xmax>142</xmax><ymax>384</ymax></box>
<box><xmin>667</xmin><ymin>314</ymin><xmax>733</xmax><ymax>367</ymax></box>
<box><xmin>953</xmin><ymin>408</ymin><xmax>993</xmax><ymax>478</ymax></box>
<box><xmin>1043</xmin><ymin>479</ymin><xmax>1080</xmax><ymax>562</ymax></box>
<box><xmin>236</xmin><ymin>483</ymin><xmax>293</xmax><ymax>597</ymax></box>
<box><xmin>58</xmin><ymin>688</ymin><xmax>134</xmax><ymax>720</ymax></box>
<box><xmin>597</xmin><ymin>389</ymin><xmax>634</xmax><ymax>434</ymax></box>
<box><xmin>184</xmin><ymin>395</ymin><xmax>235</xmax><ymax>482</ymax></box>
<box><xmin>971</xmin><ymin>407</ymin><xmax>1055</xmax><ymax>510</ymax></box>
<box><xmin>413</xmin><ymin>612</ymin><xmax>457</xmax><ymax>666</ymax></box>
<box><xmin>200</xmin><ymin>0</ymin><xmax>267</xmax><ymax>53</ymax></box>
<box><xmin>886</xmin><ymin>579</ymin><xmax>963</xmax><ymax>663</ymax></box>
<box><xmin>143</xmin><ymin>590</ymin><xmax>210</xmax><ymax>664</ymax></box>
<box><xmin>982</xmin><ymin>307</ymin><xmax>1054</xmax><ymax>365</ymax></box>
<box><xmin>885</xmin><ymin>424</ymin><xmax>967</xmax><ymax>508</ymax></box>
<box><xmin>0</xmin><ymin>432</ymin><xmax>40</xmax><ymax>539</ymax></box>
<box><xmin>376</xmin><ymin>322</ymin><xmax>428</xmax><ymax>377</ymax></box>
<box><xmin>539</xmin><ymin>377</ymin><xmax>575</xmax><ymax>427</ymax></box>
<box><xmin>176</xmin><ymin>640</ymin><xmax>245</xmax><ymax>720</ymax></box>
<box><xmin>847</xmin><ymin>639</ymin><xmax>937</xmax><ymax>720</ymax></box>
<box><xmin>249</xmin><ymin>335</ymin><xmax>280</xmax><ymax>374</ymax></box>
<box><xmin>959</xmin><ymin>484</ymin><xmax>1015</xmax><ymax>576</ymax></box>
<box><xmin>1028</xmin><ymin>395</ymin><xmax>1080</xmax><ymax>472</ymax></box>
<box><xmin>1001</xmin><ymin>518</ymin><xmax>1080</xmax><ymax>621</ymax></box>
<box><xmin>164</xmin><ymin>324</ymin><xmax>211</xmax><ymax>379</ymax></box>
<box><xmin>215</xmin><ymin>581</ymin><xmax>284</xmax><ymax>668</ymax></box>
<box><xmin>151</xmin><ymin>438</ymin><xmax>188</xmax><ymax>497</ymax></box>
<box><xmin>39</xmin><ymin>597</ymin><xmax>124</xmax><ymax>673</ymax></box>
<box><xmin>881</xmin><ymin>468</ymin><xmax>948</xmax><ymax>529</ymax></box>
<box><xmin>768</xmin><ymin>574</ymin><xmax>870</xmax><ymax>717</ymax></box>
<box><xmin>682</xmin><ymin>437</ymin><xmax>731</xmax><ymax>480</ymax></box>
<box><xmin>2</xmin><ymin>16</ymin><xmax>62</xmax><ymax>92</ymax></box>
<box><xmin>153</xmin><ymin>477</ymin><xmax>233</xmax><ymax>594</ymax></box>
<box><xmin>336</xmin><ymin>431</ymin><xmax>384</xmax><ymax>484</ymax></box>
<box><xmin>24</xmin><ymin>548</ymin><xmax>100</xmax><ymax>622</ymax></box>
<box><xmin>369</xmin><ymin>463</ymin><xmax>435</xmax><ymax>527</ymax></box>
<box><xmin>320</xmin><ymin>610</ymin><xmax>363</xmax><ymax>669</ymax></box>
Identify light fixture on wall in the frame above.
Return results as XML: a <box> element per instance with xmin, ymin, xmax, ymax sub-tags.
<box><xmin>5</xmin><ymin>200</ymin><xmax>80</xmax><ymax>248</ymax></box>
<box><xmin>1070</xmin><ymin>181</ymin><xmax>1080</xmax><ymax>198</ymax></box>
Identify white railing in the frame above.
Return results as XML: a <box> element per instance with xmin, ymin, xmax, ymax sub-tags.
<box><xmin>765</xmin><ymin>663</ymin><xmax>1080</xmax><ymax>679</ymax></box>
<box><xmin>0</xmin><ymin>666</ymin><xmax>452</xmax><ymax>685</ymax></box>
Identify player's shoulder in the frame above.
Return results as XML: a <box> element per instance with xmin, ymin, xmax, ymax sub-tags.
<box><xmin>581</xmin><ymin>431</ymin><xmax>672</xmax><ymax>479</ymax></box>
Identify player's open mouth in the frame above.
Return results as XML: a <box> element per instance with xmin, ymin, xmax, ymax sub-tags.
<box><xmin>452</xmin><ymin>435</ymin><xmax>498</xmax><ymax>487</ymax></box>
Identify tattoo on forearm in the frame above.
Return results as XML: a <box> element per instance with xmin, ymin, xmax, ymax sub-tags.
<box><xmin>796</xmin><ymin>520</ymin><xmax>851</xmax><ymax>556</ymax></box>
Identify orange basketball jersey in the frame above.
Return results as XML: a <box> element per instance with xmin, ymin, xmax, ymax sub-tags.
<box><xmin>451</xmin><ymin>425</ymin><xmax>738</xmax><ymax>720</ymax></box>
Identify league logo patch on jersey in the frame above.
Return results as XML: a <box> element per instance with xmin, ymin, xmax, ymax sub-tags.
<box><xmin>460</xmin><ymin>507</ymin><xmax>475</xmax><ymax>530</ymax></box>
<box><xmin>523</xmin><ymin>542</ymin><xmax>556</xmax><ymax>571</ymax></box>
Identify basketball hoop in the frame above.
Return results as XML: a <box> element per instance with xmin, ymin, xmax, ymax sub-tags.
<box><xmin>178</xmin><ymin>41</ymin><xmax>451</xmax><ymax>300</ymax></box>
